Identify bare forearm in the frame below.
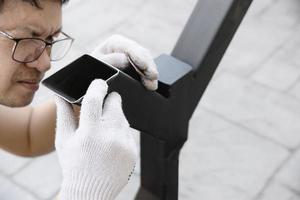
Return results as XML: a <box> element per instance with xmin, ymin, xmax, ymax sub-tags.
<box><xmin>0</xmin><ymin>105</ymin><xmax>33</xmax><ymax>156</ymax></box>
<box><xmin>0</xmin><ymin>99</ymin><xmax>57</xmax><ymax>157</ymax></box>
<box><xmin>28</xmin><ymin>99</ymin><xmax>57</xmax><ymax>156</ymax></box>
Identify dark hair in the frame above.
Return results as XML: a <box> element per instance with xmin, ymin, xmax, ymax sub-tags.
<box><xmin>0</xmin><ymin>0</ymin><xmax>69</xmax><ymax>10</ymax></box>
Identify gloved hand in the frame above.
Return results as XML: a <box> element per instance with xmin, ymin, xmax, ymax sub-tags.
<box><xmin>91</xmin><ymin>34</ymin><xmax>158</xmax><ymax>91</ymax></box>
<box><xmin>55</xmin><ymin>79</ymin><xmax>138</xmax><ymax>200</ymax></box>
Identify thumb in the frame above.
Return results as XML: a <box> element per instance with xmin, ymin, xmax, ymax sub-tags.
<box><xmin>102</xmin><ymin>92</ymin><xmax>129</xmax><ymax>127</ymax></box>
<box><xmin>79</xmin><ymin>79</ymin><xmax>108</xmax><ymax>127</ymax></box>
<box><xmin>55</xmin><ymin>96</ymin><xmax>76</xmax><ymax>140</ymax></box>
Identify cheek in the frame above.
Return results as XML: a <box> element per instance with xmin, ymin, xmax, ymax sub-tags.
<box><xmin>0</xmin><ymin>48</ymin><xmax>20</xmax><ymax>93</ymax></box>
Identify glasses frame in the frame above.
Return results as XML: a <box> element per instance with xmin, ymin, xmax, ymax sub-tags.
<box><xmin>0</xmin><ymin>30</ymin><xmax>74</xmax><ymax>63</ymax></box>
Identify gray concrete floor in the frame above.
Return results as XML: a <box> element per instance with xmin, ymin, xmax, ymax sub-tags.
<box><xmin>1</xmin><ymin>0</ymin><xmax>300</xmax><ymax>199</ymax></box>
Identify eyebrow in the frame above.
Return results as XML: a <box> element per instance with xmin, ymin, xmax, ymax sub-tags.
<box><xmin>19</xmin><ymin>26</ymin><xmax>62</xmax><ymax>38</ymax></box>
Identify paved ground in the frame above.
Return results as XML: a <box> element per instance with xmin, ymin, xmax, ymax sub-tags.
<box><xmin>1</xmin><ymin>0</ymin><xmax>300</xmax><ymax>199</ymax></box>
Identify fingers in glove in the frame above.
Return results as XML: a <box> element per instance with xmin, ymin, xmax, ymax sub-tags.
<box><xmin>92</xmin><ymin>34</ymin><xmax>159</xmax><ymax>90</ymax></box>
<box><xmin>102</xmin><ymin>92</ymin><xmax>129</xmax><ymax>127</ymax></box>
<box><xmin>143</xmin><ymin>64</ymin><xmax>159</xmax><ymax>81</ymax></box>
<box><xmin>55</xmin><ymin>96</ymin><xmax>76</xmax><ymax>138</ymax></box>
<box><xmin>141</xmin><ymin>77</ymin><xmax>158</xmax><ymax>91</ymax></box>
<box><xmin>95</xmin><ymin>34</ymin><xmax>132</xmax><ymax>55</ymax></box>
<box><xmin>94</xmin><ymin>34</ymin><xmax>159</xmax><ymax>80</ymax></box>
<box><xmin>128</xmin><ymin>53</ymin><xmax>158</xmax><ymax>81</ymax></box>
<box><xmin>80</xmin><ymin>79</ymin><xmax>108</xmax><ymax>127</ymax></box>
<box><xmin>95</xmin><ymin>53</ymin><xmax>129</xmax><ymax>69</ymax></box>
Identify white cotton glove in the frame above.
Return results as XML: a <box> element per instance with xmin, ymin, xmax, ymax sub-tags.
<box><xmin>55</xmin><ymin>79</ymin><xmax>138</xmax><ymax>200</ymax></box>
<box><xmin>91</xmin><ymin>34</ymin><xmax>159</xmax><ymax>91</ymax></box>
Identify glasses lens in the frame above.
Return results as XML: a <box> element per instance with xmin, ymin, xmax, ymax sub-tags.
<box><xmin>14</xmin><ymin>39</ymin><xmax>46</xmax><ymax>63</ymax></box>
<box><xmin>50</xmin><ymin>38</ymin><xmax>73</xmax><ymax>61</ymax></box>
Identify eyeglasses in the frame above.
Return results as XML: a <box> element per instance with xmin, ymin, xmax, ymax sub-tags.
<box><xmin>0</xmin><ymin>30</ymin><xmax>74</xmax><ymax>63</ymax></box>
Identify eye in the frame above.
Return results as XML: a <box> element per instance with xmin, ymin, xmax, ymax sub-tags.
<box><xmin>46</xmin><ymin>32</ymin><xmax>61</xmax><ymax>43</ymax></box>
<box><xmin>46</xmin><ymin>35</ymin><xmax>54</xmax><ymax>43</ymax></box>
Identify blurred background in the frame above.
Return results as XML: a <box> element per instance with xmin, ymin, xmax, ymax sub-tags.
<box><xmin>1</xmin><ymin>0</ymin><xmax>300</xmax><ymax>199</ymax></box>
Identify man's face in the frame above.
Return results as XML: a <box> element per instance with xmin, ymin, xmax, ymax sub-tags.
<box><xmin>0</xmin><ymin>0</ymin><xmax>62</xmax><ymax>107</ymax></box>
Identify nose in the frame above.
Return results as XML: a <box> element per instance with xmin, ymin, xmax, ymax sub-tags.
<box><xmin>25</xmin><ymin>49</ymin><xmax>51</xmax><ymax>72</ymax></box>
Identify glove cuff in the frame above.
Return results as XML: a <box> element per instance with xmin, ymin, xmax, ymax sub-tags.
<box><xmin>59</xmin><ymin>171</ymin><xmax>123</xmax><ymax>200</ymax></box>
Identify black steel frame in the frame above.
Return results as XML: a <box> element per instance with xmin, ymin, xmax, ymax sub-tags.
<box><xmin>134</xmin><ymin>0</ymin><xmax>253</xmax><ymax>199</ymax></box>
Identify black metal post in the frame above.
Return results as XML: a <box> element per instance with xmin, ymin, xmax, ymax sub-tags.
<box><xmin>135</xmin><ymin>0</ymin><xmax>253</xmax><ymax>199</ymax></box>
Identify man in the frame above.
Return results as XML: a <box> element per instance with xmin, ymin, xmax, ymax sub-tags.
<box><xmin>0</xmin><ymin>0</ymin><xmax>158</xmax><ymax>199</ymax></box>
